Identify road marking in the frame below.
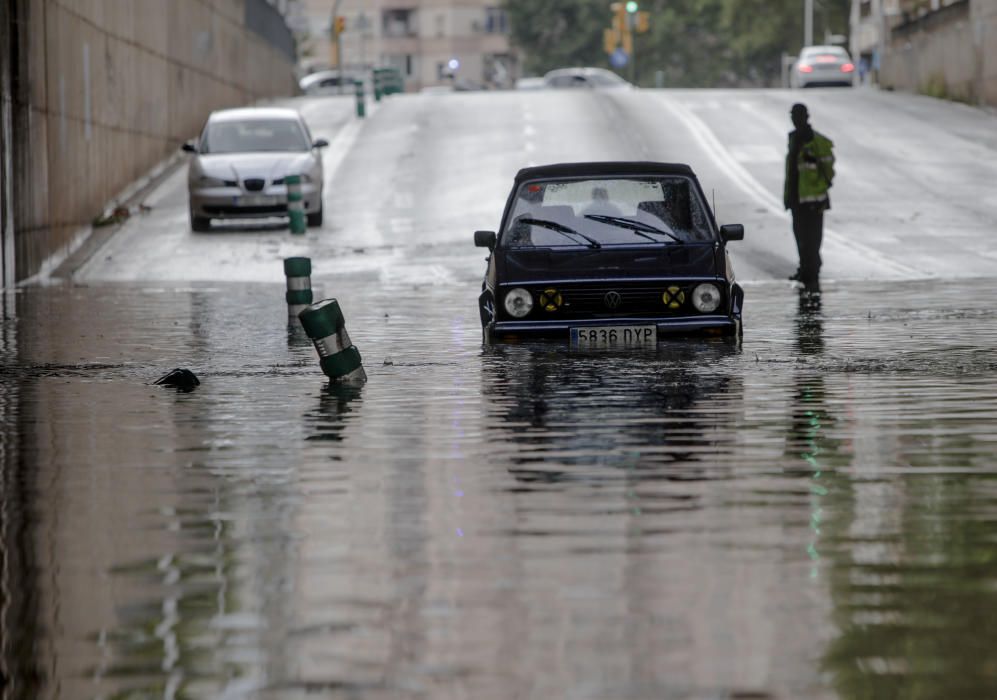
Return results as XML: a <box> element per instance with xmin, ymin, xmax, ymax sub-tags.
<box><xmin>322</xmin><ymin>117</ymin><xmax>366</xmax><ymax>185</ymax></box>
<box><xmin>730</xmin><ymin>145</ymin><xmax>782</xmax><ymax>163</ymax></box>
<box><xmin>656</xmin><ymin>95</ymin><xmax>927</xmax><ymax>279</ymax></box>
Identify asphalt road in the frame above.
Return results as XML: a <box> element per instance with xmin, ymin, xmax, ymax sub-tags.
<box><xmin>69</xmin><ymin>85</ymin><xmax>997</xmax><ymax>286</ymax></box>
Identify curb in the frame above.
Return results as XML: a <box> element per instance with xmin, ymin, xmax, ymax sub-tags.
<box><xmin>46</xmin><ymin>150</ymin><xmax>188</xmax><ymax>283</ymax></box>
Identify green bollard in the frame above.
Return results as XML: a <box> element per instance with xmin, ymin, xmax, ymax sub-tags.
<box><xmin>286</xmin><ymin>174</ymin><xmax>306</xmax><ymax>234</ymax></box>
<box><xmin>299</xmin><ymin>299</ymin><xmax>367</xmax><ymax>383</ymax></box>
<box><xmin>354</xmin><ymin>80</ymin><xmax>366</xmax><ymax>118</ymax></box>
<box><xmin>283</xmin><ymin>257</ymin><xmax>313</xmax><ymax>318</ymax></box>
<box><xmin>373</xmin><ymin>69</ymin><xmax>382</xmax><ymax>102</ymax></box>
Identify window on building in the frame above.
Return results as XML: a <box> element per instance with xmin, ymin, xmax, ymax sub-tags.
<box><xmin>484</xmin><ymin>7</ymin><xmax>508</xmax><ymax>34</ymax></box>
<box><xmin>436</xmin><ymin>13</ymin><xmax>445</xmax><ymax>38</ymax></box>
<box><xmin>383</xmin><ymin>9</ymin><xmax>416</xmax><ymax>38</ymax></box>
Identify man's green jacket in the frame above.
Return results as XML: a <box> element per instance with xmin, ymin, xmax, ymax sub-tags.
<box><xmin>784</xmin><ymin>131</ymin><xmax>835</xmax><ymax>210</ymax></box>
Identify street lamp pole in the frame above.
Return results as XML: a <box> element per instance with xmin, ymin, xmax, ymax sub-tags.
<box><xmin>332</xmin><ymin>0</ymin><xmax>344</xmax><ymax>93</ymax></box>
<box><xmin>804</xmin><ymin>0</ymin><xmax>814</xmax><ymax>46</ymax></box>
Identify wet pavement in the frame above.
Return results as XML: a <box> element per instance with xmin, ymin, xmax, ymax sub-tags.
<box><xmin>3</xmin><ymin>274</ymin><xmax>997</xmax><ymax>699</ymax></box>
<box><xmin>5</xmin><ymin>87</ymin><xmax>997</xmax><ymax>699</ymax></box>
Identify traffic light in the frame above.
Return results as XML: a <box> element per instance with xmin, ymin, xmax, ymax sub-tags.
<box><xmin>334</xmin><ymin>16</ymin><xmax>346</xmax><ymax>35</ymax></box>
<box><xmin>610</xmin><ymin>2</ymin><xmax>626</xmax><ymax>33</ymax></box>
<box><xmin>635</xmin><ymin>10</ymin><xmax>650</xmax><ymax>33</ymax></box>
<box><xmin>604</xmin><ymin>28</ymin><xmax>618</xmax><ymax>54</ymax></box>
<box><xmin>625</xmin><ymin>1</ymin><xmax>638</xmax><ymax>13</ymax></box>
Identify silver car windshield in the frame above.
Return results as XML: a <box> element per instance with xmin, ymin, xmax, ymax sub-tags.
<box><xmin>200</xmin><ymin>119</ymin><xmax>310</xmax><ymax>154</ymax></box>
<box><xmin>503</xmin><ymin>176</ymin><xmax>715</xmax><ymax>247</ymax></box>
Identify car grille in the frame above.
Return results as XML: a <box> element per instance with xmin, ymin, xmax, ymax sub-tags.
<box><xmin>523</xmin><ymin>283</ymin><xmax>714</xmax><ymax>319</ymax></box>
<box><xmin>243</xmin><ymin>178</ymin><xmax>266</xmax><ymax>192</ymax></box>
<box><xmin>203</xmin><ymin>204</ymin><xmax>287</xmax><ymax>216</ymax></box>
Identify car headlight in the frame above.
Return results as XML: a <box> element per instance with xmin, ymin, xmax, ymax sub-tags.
<box><xmin>295</xmin><ymin>174</ymin><xmax>312</xmax><ymax>184</ymax></box>
<box><xmin>196</xmin><ymin>175</ymin><xmax>228</xmax><ymax>187</ymax></box>
<box><xmin>503</xmin><ymin>288</ymin><xmax>533</xmax><ymax>318</ymax></box>
<box><xmin>691</xmin><ymin>283</ymin><xmax>721</xmax><ymax>313</ymax></box>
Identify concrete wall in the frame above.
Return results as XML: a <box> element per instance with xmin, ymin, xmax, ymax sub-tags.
<box><xmin>976</xmin><ymin>0</ymin><xmax>997</xmax><ymax>105</ymax></box>
<box><xmin>4</xmin><ymin>0</ymin><xmax>297</xmax><ymax>284</ymax></box>
<box><xmin>881</xmin><ymin>0</ymin><xmax>997</xmax><ymax>106</ymax></box>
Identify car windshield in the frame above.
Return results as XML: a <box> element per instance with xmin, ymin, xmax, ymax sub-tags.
<box><xmin>802</xmin><ymin>47</ymin><xmax>848</xmax><ymax>60</ymax></box>
<box><xmin>502</xmin><ymin>176</ymin><xmax>715</xmax><ymax>247</ymax></box>
<box><xmin>200</xmin><ymin>118</ymin><xmax>310</xmax><ymax>154</ymax></box>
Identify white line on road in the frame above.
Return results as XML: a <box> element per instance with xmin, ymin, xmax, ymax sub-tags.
<box><xmin>656</xmin><ymin>95</ymin><xmax>927</xmax><ymax>279</ymax></box>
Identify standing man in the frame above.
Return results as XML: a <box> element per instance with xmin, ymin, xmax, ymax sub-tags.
<box><xmin>784</xmin><ymin>103</ymin><xmax>835</xmax><ymax>288</ymax></box>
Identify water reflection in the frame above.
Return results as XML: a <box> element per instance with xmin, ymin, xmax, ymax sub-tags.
<box><xmin>3</xmin><ymin>279</ymin><xmax>997</xmax><ymax>698</ymax></box>
<box><xmin>305</xmin><ymin>383</ymin><xmax>364</xmax><ymax>444</ymax></box>
<box><xmin>481</xmin><ymin>342</ymin><xmax>743</xmax><ymax>480</ymax></box>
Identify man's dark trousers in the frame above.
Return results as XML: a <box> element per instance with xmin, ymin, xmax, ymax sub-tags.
<box><xmin>792</xmin><ymin>204</ymin><xmax>823</xmax><ymax>286</ymax></box>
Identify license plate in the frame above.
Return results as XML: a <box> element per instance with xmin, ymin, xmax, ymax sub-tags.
<box><xmin>570</xmin><ymin>325</ymin><xmax>657</xmax><ymax>348</ymax></box>
<box><xmin>234</xmin><ymin>195</ymin><xmax>273</xmax><ymax>206</ymax></box>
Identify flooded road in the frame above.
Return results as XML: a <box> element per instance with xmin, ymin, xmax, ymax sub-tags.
<box><xmin>3</xmin><ymin>275</ymin><xmax>997</xmax><ymax>699</ymax></box>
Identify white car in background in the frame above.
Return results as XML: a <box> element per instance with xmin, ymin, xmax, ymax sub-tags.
<box><xmin>183</xmin><ymin>107</ymin><xmax>327</xmax><ymax>231</ymax></box>
<box><xmin>543</xmin><ymin>67</ymin><xmax>633</xmax><ymax>89</ymax></box>
<box><xmin>792</xmin><ymin>45</ymin><xmax>855</xmax><ymax>88</ymax></box>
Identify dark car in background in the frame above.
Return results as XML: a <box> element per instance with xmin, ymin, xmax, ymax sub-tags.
<box><xmin>474</xmin><ymin>162</ymin><xmax>745</xmax><ymax>346</ymax></box>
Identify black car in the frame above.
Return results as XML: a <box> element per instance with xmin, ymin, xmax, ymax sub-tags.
<box><xmin>474</xmin><ymin>161</ymin><xmax>745</xmax><ymax>346</ymax></box>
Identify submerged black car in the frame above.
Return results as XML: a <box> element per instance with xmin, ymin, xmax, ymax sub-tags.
<box><xmin>474</xmin><ymin>161</ymin><xmax>745</xmax><ymax>346</ymax></box>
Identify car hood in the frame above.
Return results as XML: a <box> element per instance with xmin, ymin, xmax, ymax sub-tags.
<box><xmin>498</xmin><ymin>245</ymin><xmax>719</xmax><ymax>283</ymax></box>
<box><xmin>193</xmin><ymin>152</ymin><xmax>315</xmax><ymax>181</ymax></box>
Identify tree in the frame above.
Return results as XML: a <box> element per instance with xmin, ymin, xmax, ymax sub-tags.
<box><xmin>503</xmin><ymin>0</ymin><xmax>851</xmax><ymax>87</ymax></box>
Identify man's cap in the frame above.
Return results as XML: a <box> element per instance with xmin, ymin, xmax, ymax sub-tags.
<box><xmin>790</xmin><ymin>103</ymin><xmax>809</xmax><ymax>116</ymax></box>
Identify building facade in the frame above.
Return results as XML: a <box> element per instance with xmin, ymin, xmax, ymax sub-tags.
<box><xmin>851</xmin><ymin>0</ymin><xmax>997</xmax><ymax>106</ymax></box>
<box><xmin>298</xmin><ymin>0</ymin><xmax>516</xmax><ymax>91</ymax></box>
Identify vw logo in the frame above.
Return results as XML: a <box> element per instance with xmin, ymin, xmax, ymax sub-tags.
<box><xmin>603</xmin><ymin>291</ymin><xmax>622</xmax><ymax>309</ymax></box>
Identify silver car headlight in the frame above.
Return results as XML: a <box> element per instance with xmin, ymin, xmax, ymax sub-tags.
<box><xmin>503</xmin><ymin>288</ymin><xmax>533</xmax><ymax>318</ymax></box>
<box><xmin>197</xmin><ymin>175</ymin><xmax>227</xmax><ymax>187</ymax></box>
<box><xmin>298</xmin><ymin>174</ymin><xmax>312</xmax><ymax>184</ymax></box>
<box><xmin>691</xmin><ymin>283</ymin><xmax>721</xmax><ymax>313</ymax></box>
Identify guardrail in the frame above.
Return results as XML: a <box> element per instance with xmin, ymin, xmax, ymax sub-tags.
<box><xmin>373</xmin><ymin>68</ymin><xmax>405</xmax><ymax>100</ymax></box>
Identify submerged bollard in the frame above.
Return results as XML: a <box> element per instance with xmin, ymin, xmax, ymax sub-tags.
<box><xmin>284</xmin><ymin>257</ymin><xmax>313</xmax><ymax>318</ymax></box>
<box><xmin>298</xmin><ymin>299</ymin><xmax>367</xmax><ymax>383</ymax></box>
<box><xmin>286</xmin><ymin>174</ymin><xmax>306</xmax><ymax>234</ymax></box>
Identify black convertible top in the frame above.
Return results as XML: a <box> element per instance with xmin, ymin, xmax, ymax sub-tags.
<box><xmin>514</xmin><ymin>161</ymin><xmax>696</xmax><ymax>183</ymax></box>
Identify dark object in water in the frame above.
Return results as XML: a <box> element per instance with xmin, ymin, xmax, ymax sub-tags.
<box><xmin>154</xmin><ymin>368</ymin><xmax>200</xmax><ymax>391</ymax></box>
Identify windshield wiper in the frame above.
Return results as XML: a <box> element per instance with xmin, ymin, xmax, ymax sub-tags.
<box><xmin>583</xmin><ymin>214</ymin><xmax>684</xmax><ymax>244</ymax></box>
<box><xmin>515</xmin><ymin>217</ymin><xmax>602</xmax><ymax>249</ymax></box>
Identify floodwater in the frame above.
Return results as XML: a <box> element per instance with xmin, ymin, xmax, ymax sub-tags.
<box><xmin>2</xmin><ymin>276</ymin><xmax>997</xmax><ymax>700</ymax></box>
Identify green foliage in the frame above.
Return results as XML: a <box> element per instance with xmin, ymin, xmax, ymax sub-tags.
<box><xmin>504</xmin><ymin>0</ymin><xmax>851</xmax><ymax>87</ymax></box>
<box><xmin>505</xmin><ymin>0</ymin><xmax>612</xmax><ymax>76</ymax></box>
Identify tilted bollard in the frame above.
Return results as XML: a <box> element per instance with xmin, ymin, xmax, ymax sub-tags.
<box><xmin>354</xmin><ymin>80</ymin><xmax>366</xmax><ymax>119</ymax></box>
<box><xmin>286</xmin><ymin>174</ymin><xmax>306</xmax><ymax>234</ymax></box>
<box><xmin>283</xmin><ymin>257</ymin><xmax>313</xmax><ymax>318</ymax></box>
<box><xmin>299</xmin><ymin>299</ymin><xmax>367</xmax><ymax>383</ymax></box>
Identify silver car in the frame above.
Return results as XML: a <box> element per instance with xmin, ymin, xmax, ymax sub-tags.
<box><xmin>543</xmin><ymin>67</ymin><xmax>633</xmax><ymax>89</ymax></box>
<box><xmin>792</xmin><ymin>45</ymin><xmax>855</xmax><ymax>88</ymax></box>
<box><xmin>183</xmin><ymin>107</ymin><xmax>327</xmax><ymax>231</ymax></box>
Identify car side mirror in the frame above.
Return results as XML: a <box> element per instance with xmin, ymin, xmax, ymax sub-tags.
<box><xmin>474</xmin><ymin>230</ymin><xmax>497</xmax><ymax>250</ymax></box>
<box><xmin>313</xmin><ymin>138</ymin><xmax>329</xmax><ymax>149</ymax></box>
<box><xmin>720</xmin><ymin>224</ymin><xmax>744</xmax><ymax>241</ymax></box>
<box><xmin>181</xmin><ymin>142</ymin><xmax>197</xmax><ymax>153</ymax></box>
